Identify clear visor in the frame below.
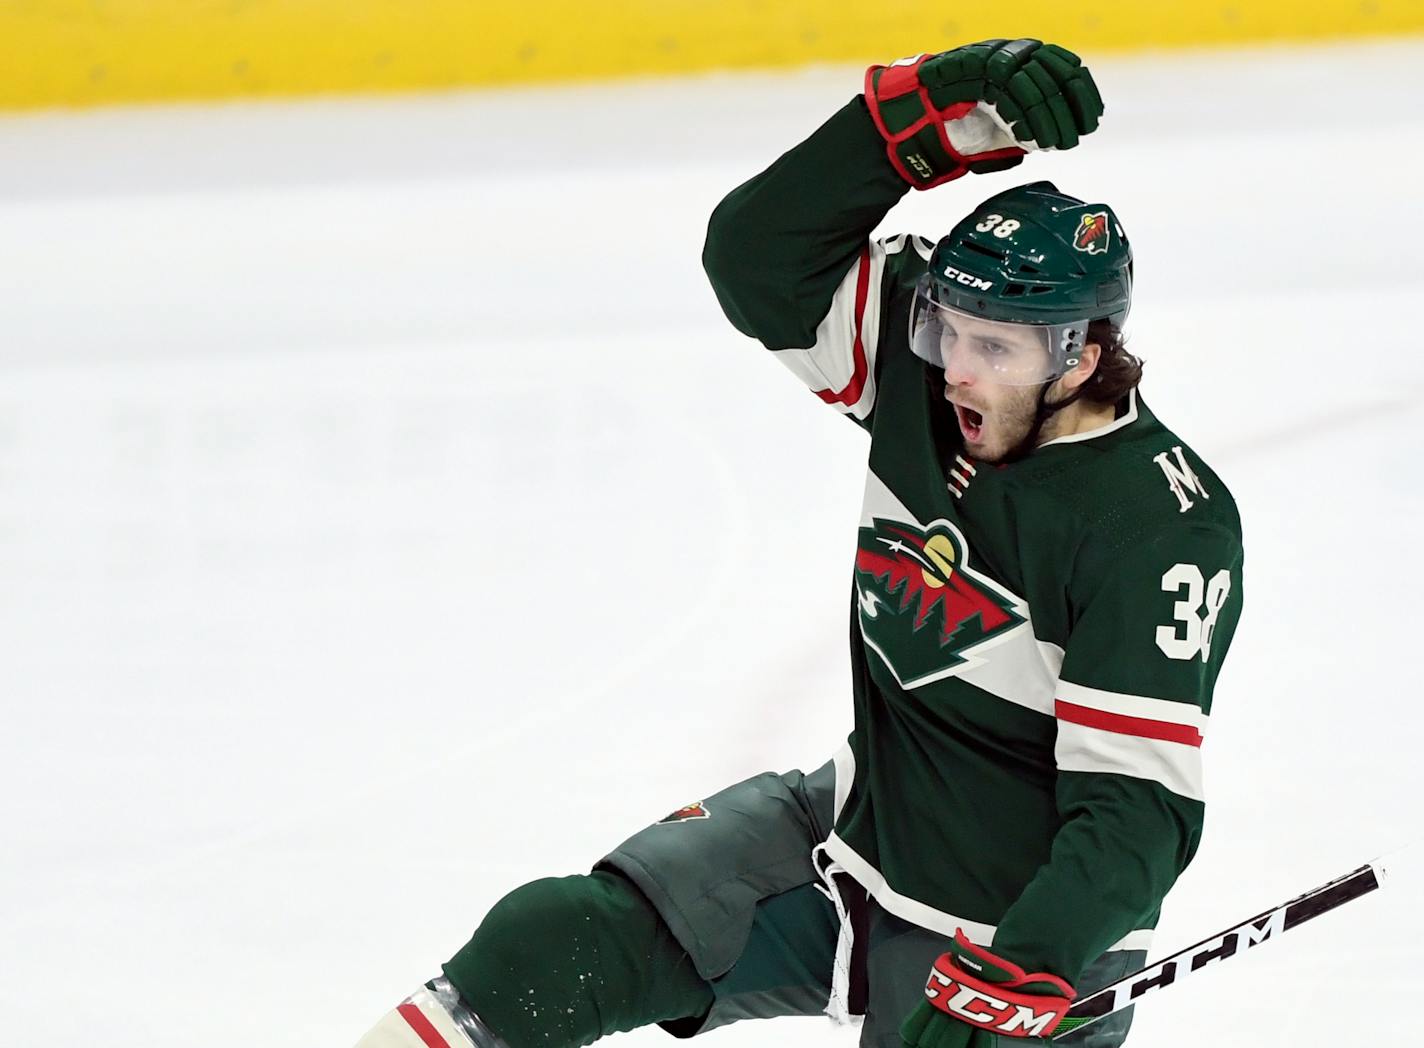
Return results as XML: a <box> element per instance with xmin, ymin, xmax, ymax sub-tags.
<box><xmin>909</xmin><ymin>275</ymin><xmax>1088</xmax><ymax>386</ymax></box>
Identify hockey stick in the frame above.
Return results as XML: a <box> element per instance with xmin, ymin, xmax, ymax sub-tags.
<box><xmin>1050</xmin><ymin>860</ymin><xmax>1388</xmax><ymax>1040</ymax></box>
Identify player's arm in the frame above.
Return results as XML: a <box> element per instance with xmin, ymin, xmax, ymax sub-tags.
<box><xmin>995</xmin><ymin>524</ymin><xmax>1244</xmax><ymax>974</ymax></box>
<box><xmin>904</xmin><ymin>525</ymin><xmax>1244</xmax><ymax>1044</ymax></box>
<box><xmin>702</xmin><ymin>40</ymin><xmax>1103</xmax><ymax>426</ymax></box>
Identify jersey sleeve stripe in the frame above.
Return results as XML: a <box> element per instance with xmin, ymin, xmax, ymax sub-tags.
<box><xmin>772</xmin><ymin>238</ymin><xmax>886</xmax><ymax>421</ymax></box>
<box><xmin>813</xmin><ymin>243</ymin><xmax>872</xmax><ymax>408</ymax></box>
<box><xmin>1056</xmin><ymin>700</ymin><xmax>1203</xmax><ymax>747</ymax></box>
<box><xmin>1056</xmin><ymin>679</ymin><xmax>1209</xmax><ymax>736</ymax></box>
<box><xmin>397</xmin><ymin>1002</ymin><xmax>456</xmax><ymax>1048</ymax></box>
<box><xmin>1055</xmin><ymin>721</ymin><xmax>1206</xmax><ymax>801</ymax></box>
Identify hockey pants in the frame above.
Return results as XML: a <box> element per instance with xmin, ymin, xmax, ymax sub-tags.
<box><xmin>442</xmin><ymin>763</ymin><xmax>1142</xmax><ymax>1048</ymax></box>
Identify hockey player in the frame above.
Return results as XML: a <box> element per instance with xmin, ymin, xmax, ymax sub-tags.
<box><xmin>355</xmin><ymin>38</ymin><xmax>1243</xmax><ymax>1048</ymax></box>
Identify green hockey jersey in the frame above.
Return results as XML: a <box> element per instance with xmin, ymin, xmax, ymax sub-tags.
<box><xmin>702</xmin><ymin>97</ymin><xmax>1244</xmax><ymax>986</ymax></box>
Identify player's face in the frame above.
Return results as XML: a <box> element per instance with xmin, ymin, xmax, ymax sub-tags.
<box><xmin>939</xmin><ymin>313</ymin><xmax>1053</xmax><ymax>462</ymax></box>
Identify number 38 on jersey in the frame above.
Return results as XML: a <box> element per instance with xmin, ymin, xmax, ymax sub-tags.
<box><xmin>1155</xmin><ymin>563</ymin><xmax>1232</xmax><ymax>662</ymax></box>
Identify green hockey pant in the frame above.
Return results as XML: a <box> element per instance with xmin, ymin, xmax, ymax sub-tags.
<box><xmin>441</xmin><ymin>763</ymin><xmax>1141</xmax><ymax>1048</ymax></box>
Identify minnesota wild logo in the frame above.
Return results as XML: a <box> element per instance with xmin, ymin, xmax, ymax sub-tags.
<box><xmin>1073</xmin><ymin>211</ymin><xmax>1110</xmax><ymax>254</ymax></box>
<box><xmin>855</xmin><ymin>518</ymin><xmax>1025</xmax><ymax>688</ymax></box>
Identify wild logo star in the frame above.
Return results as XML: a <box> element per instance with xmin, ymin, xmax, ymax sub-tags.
<box><xmin>855</xmin><ymin>518</ymin><xmax>1024</xmax><ymax>688</ymax></box>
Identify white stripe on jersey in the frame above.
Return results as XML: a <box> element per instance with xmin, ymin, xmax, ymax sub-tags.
<box><xmin>820</xmin><ymin>830</ymin><xmax>1155</xmax><ymax>952</ymax></box>
<box><xmin>832</xmin><ymin>739</ymin><xmax>855</xmax><ymax>822</ymax></box>
<box><xmin>1057</xmin><ymin>679</ymin><xmax>1210</xmax><ymax>737</ymax></box>
<box><xmin>774</xmin><ymin>235</ymin><xmax>929</xmax><ymax>422</ymax></box>
<box><xmin>1055</xmin><ymin>719</ymin><xmax>1207</xmax><ymax>802</ymax></box>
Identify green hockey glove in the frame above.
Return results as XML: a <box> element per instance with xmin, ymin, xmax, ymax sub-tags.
<box><xmin>900</xmin><ymin>931</ymin><xmax>1076</xmax><ymax>1046</ymax></box>
<box><xmin>865</xmin><ymin>39</ymin><xmax>1104</xmax><ymax>190</ymax></box>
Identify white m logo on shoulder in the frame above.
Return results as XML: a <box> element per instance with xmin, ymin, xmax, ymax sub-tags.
<box><xmin>1154</xmin><ymin>446</ymin><xmax>1209</xmax><ymax>513</ymax></box>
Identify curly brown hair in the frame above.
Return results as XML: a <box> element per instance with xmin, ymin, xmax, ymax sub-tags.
<box><xmin>1080</xmin><ymin>318</ymin><xmax>1143</xmax><ymax>406</ymax></box>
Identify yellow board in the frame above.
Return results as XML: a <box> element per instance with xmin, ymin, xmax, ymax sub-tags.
<box><xmin>5</xmin><ymin>1</ymin><xmax>1424</xmax><ymax>110</ymax></box>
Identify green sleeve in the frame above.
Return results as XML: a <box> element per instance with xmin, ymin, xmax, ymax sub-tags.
<box><xmin>991</xmin><ymin>526</ymin><xmax>1245</xmax><ymax>984</ymax></box>
<box><xmin>701</xmin><ymin>96</ymin><xmax>910</xmax><ymax>351</ymax></box>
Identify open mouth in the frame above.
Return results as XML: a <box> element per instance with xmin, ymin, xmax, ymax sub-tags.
<box><xmin>954</xmin><ymin>403</ymin><xmax>985</xmax><ymax>443</ymax></box>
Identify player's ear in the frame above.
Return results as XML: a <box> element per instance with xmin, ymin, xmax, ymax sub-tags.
<box><xmin>1063</xmin><ymin>341</ymin><xmax>1102</xmax><ymax>392</ymax></box>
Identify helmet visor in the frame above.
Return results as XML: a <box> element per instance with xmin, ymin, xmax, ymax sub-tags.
<box><xmin>909</xmin><ymin>274</ymin><xmax>1088</xmax><ymax>386</ymax></box>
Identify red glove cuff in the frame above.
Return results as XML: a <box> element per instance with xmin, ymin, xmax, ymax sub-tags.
<box><xmin>863</xmin><ymin>56</ymin><xmax>1023</xmax><ymax>190</ymax></box>
<box><xmin>923</xmin><ymin>931</ymin><xmax>1075</xmax><ymax>1038</ymax></box>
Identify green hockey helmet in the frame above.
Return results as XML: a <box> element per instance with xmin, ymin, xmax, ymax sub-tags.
<box><xmin>910</xmin><ymin>182</ymin><xmax>1133</xmax><ymax>384</ymax></box>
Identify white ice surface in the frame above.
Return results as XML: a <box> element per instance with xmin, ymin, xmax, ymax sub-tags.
<box><xmin>2</xmin><ymin>40</ymin><xmax>1423</xmax><ymax>1047</ymax></box>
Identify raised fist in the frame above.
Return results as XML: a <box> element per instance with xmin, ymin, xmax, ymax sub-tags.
<box><xmin>865</xmin><ymin>39</ymin><xmax>1104</xmax><ymax>190</ymax></box>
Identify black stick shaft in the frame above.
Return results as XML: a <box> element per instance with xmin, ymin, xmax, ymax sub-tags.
<box><xmin>1052</xmin><ymin>862</ymin><xmax>1385</xmax><ymax>1040</ymax></box>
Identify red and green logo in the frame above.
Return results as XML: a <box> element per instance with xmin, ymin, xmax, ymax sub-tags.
<box><xmin>658</xmin><ymin>802</ymin><xmax>710</xmax><ymax>825</ymax></box>
<box><xmin>1074</xmin><ymin>211</ymin><xmax>1110</xmax><ymax>254</ymax></box>
<box><xmin>855</xmin><ymin>518</ymin><xmax>1024</xmax><ymax>688</ymax></box>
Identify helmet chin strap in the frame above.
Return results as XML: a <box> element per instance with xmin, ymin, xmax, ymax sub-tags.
<box><xmin>1002</xmin><ymin>379</ymin><xmax>1086</xmax><ymax>463</ymax></box>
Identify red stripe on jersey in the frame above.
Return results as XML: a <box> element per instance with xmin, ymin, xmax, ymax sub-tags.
<box><xmin>1055</xmin><ymin>700</ymin><xmax>1204</xmax><ymax>747</ymax></box>
<box><xmin>398</xmin><ymin>1002</ymin><xmax>455</xmax><ymax>1048</ymax></box>
<box><xmin>815</xmin><ymin>245</ymin><xmax>872</xmax><ymax>406</ymax></box>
